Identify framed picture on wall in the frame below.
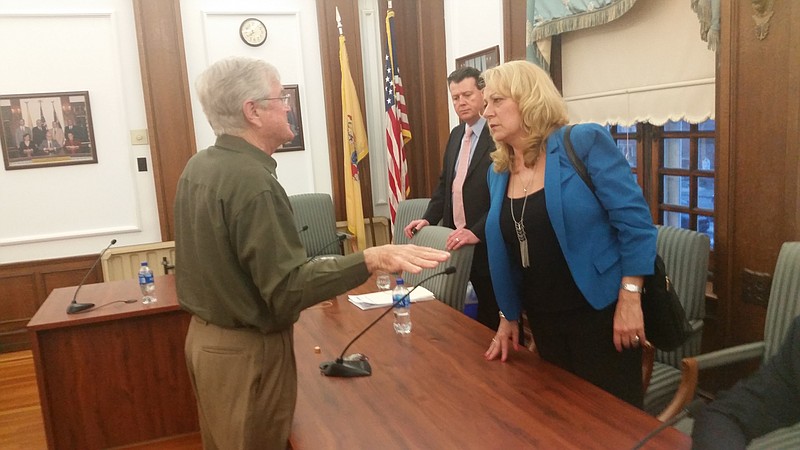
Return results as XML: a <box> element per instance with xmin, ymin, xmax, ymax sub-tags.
<box><xmin>277</xmin><ymin>84</ymin><xmax>305</xmax><ymax>152</ymax></box>
<box><xmin>0</xmin><ymin>91</ymin><xmax>98</xmax><ymax>170</ymax></box>
<box><xmin>455</xmin><ymin>45</ymin><xmax>501</xmax><ymax>72</ymax></box>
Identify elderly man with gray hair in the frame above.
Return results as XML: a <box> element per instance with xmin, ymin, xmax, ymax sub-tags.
<box><xmin>175</xmin><ymin>56</ymin><xmax>449</xmax><ymax>449</ymax></box>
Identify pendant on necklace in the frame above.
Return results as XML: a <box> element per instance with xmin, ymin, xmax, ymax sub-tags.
<box><xmin>511</xmin><ymin>172</ymin><xmax>532</xmax><ymax>268</ymax></box>
<box><xmin>514</xmin><ymin>221</ymin><xmax>530</xmax><ymax>268</ymax></box>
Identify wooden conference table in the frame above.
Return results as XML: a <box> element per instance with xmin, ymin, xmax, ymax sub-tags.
<box><xmin>28</xmin><ymin>274</ymin><xmax>689</xmax><ymax>449</ymax></box>
<box><xmin>27</xmin><ymin>274</ymin><xmax>198</xmax><ymax>449</ymax></box>
<box><xmin>292</xmin><ymin>279</ymin><xmax>690</xmax><ymax>449</ymax></box>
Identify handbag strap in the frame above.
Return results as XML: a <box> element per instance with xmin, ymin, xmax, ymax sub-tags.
<box><xmin>563</xmin><ymin>125</ymin><xmax>595</xmax><ymax>193</ymax></box>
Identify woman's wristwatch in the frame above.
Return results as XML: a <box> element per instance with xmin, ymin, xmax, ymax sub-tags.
<box><xmin>620</xmin><ymin>283</ymin><xmax>644</xmax><ymax>293</ymax></box>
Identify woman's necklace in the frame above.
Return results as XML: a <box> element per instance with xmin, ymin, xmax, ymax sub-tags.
<box><xmin>510</xmin><ymin>166</ymin><xmax>535</xmax><ymax>268</ymax></box>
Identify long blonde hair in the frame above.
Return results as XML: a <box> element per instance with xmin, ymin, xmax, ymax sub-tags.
<box><xmin>484</xmin><ymin>60</ymin><xmax>569</xmax><ymax>173</ymax></box>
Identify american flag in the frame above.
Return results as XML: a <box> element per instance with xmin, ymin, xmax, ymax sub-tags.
<box><xmin>384</xmin><ymin>7</ymin><xmax>411</xmax><ymax>224</ymax></box>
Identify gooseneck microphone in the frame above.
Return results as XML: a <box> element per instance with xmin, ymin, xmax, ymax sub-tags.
<box><xmin>320</xmin><ymin>266</ymin><xmax>457</xmax><ymax>377</ymax></box>
<box><xmin>630</xmin><ymin>399</ymin><xmax>706</xmax><ymax>449</ymax></box>
<box><xmin>306</xmin><ymin>233</ymin><xmax>348</xmax><ymax>262</ymax></box>
<box><xmin>67</xmin><ymin>239</ymin><xmax>117</xmax><ymax>314</ymax></box>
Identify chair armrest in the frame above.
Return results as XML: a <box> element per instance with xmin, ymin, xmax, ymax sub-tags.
<box><xmin>656</xmin><ymin>341</ymin><xmax>766</xmax><ymax>422</ymax></box>
<box><xmin>693</xmin><ymin>341</ymin><xmax>765</xmax><ymax>370</ymax></box>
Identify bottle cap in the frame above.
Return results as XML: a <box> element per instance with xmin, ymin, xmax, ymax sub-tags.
<box><xmin>141</xmin><ymin>261</ymin><xmax>148</xmax><ymax>266</ymax></box>
<box><xmin>396</xmin><ymin>278</ymin><xmax>404</xmax><ymax>285</ymax></box>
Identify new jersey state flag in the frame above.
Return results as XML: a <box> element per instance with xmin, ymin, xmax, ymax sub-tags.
<box><xmin>339</xmin><ymin>33</ymin><xmax>369</xmax><ymax>251</ymax></box>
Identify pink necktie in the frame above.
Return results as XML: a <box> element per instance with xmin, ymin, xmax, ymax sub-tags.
<box><xmin>452</xmin><ymin>125</ymin><xmax>472</xmax><ymax>229</ymax></box>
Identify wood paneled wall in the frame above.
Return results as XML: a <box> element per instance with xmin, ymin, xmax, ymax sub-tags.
<box><xmin>132</xmin><ymin>0</ymin><xmax>197</xmax><ymax>242</ymax></box>
<box><xmin>715</xmin><ymin>1</ymin><xmax>800</xmax><ymax>351</ymax></box>
<box><xmin>1</xmin><ymin>0</ymin><xmax>195</xmax><ymax>353</ymax></box>
<box><xmin>0</xmin><ymin>255</ymin><xmax>100</xmax><ymax>352</ymax></box>
<box><xmin>503</xmin><ymin>0</ymin><xmax>526</xmax><ymax>62</ymax></box>
<box><xmin>316</xmin><ymin>0</ymin><xmax>449</xmax><ymax>221</ymax></box>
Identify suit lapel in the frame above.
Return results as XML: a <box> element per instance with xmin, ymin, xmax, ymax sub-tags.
<box><xmin>445</xmin><ymin>127</ymin><xmax>464</xmax><ymax>182</ymax></box>
<box><xmin>545</xmin><ymin>131</ymin><xmax>567</xmax><ymax>248</ymax></box>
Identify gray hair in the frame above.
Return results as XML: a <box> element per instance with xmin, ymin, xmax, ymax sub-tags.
<box><xmin>195</xmin><ymin>57</ymin><xmax>280</xmax><ymax>136</ymax></box>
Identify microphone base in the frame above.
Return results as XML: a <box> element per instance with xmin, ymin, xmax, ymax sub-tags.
<box><xmin>319</xmin><ymin>359</ymin><xmax>372</xmax><ymax>377</ymax></box>
<box><xmin>67</xmin><ymin>302</ymin><xmax>95</xmax><ymax>314</ymax></box>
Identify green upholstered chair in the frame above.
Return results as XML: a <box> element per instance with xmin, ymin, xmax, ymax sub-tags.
<box><xmin>644</xmin><ymin>226</ymin><xmax>711</xmax><ymax>418</ymax></box>
<box><xmin>662</xmin><ymin>242</ymin><xmax>800</xmax><ymax>447</ymax></box>
<box><xmin>392</xmin><ymin>198</ymin><xmax>430</xmax><ymax>245</ymax></box>
<box><xmin>749</xmin><ymin>423</ymin><xmax>800</xmax><ymax>450</ymax></box>
<box><xmin>288</xmin><ymin>193</ymin><xmax>346</xmax><ymax>258</ymax></box>
<box><xmin>403</xmin><ymin>225</ymin><xmax>474</xmax><ymax>313</ymax></box>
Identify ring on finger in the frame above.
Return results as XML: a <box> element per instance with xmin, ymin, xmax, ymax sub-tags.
<box><xmin>455</xmin><ymin>237</ymin><xmax>460</xmax><ymax>243</ymax></box>
<box><xmin>633</xmin><ymin>335</ymin><xmax>640</xmax><ymax>343</ymax></box>
<box><xmin>491</xmin><ymin>338</ymin><xmax>497</xmax><ymax>343</ymax></box>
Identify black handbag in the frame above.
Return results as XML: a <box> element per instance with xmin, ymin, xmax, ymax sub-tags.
<box><xmin>563</xmin><ymin>125</ymin><xmax>692</xmax><ymax>351</ymax></box>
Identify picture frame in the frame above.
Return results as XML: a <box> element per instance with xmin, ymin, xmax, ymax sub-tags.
<box><xmin>277</xmin><ymin>84</ymin><xmax>305</xmax><ymax>152</ymax></box>
<box><xmin>455</xmin><ymin>45</ymin><xmax>501</xmax><ymax>72</ymax></box>
<box><xmin>0</xmin><ymin>91</ymin><xmax>98</xmax><ymax>170</ymax></box>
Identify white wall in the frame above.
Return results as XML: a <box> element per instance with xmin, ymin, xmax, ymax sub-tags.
<box><xmin>0</xmin><ymin>1</ymin><xmax>503</xmax><ymax>264</ymax></box>
<box><xmin>0</xmin><ymin>1</ymin><xmax>160</xmax><ymax>264</ymax></box>
<box><xmin>443</xmin><ymin>0</ymin><xmax>504</xmax><ymax>128</ymax></box>
<box><xmin>180</xmin><ymin>0</ymin><xmax>331</xmax><ymax>197</ymax></box>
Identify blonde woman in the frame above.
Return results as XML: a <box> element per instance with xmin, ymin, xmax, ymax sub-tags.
<box><xmin>482</xmin><ymin>60</ymin><xmax>656</xmax><ymax>407</ymax></box>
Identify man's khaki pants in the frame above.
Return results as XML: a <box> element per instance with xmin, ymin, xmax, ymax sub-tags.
<box><xmin>185</xmin><ymin>316</ymin><xmax>296</xmax><ymax>450</ymax></box>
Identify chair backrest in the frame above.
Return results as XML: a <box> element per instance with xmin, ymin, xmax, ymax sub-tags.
<box><xmin>393</xmin><ymin>198</ymin><xmax>430</xmax><ymax>245</ymax></box>
<box><xmin>288</xmin><ymin>193</ymin><xmax>342</xmax><ymax>257</ymax></box>
<box><xmin>403</xmin><ymin>225</ymin><xmax>474</xmax><ymax>312</ymax></box>
<box><xmin>655</xmin><ymin>225</ymin><xmax>711</xmax><ymax>366</ymax></box>
<box><xmin>762</xmin><ymin>242</ymin><xmax>800</xmax><ymax>362</ymax></box>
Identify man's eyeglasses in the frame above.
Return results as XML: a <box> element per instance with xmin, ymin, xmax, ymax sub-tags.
<box><xmin>254</xmin><ymin>94</ymin><xmax>291</xmax><ymax>107</ymax></box>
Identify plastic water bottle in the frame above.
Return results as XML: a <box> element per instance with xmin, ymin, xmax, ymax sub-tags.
<box><xmin>392</xmin><ymin>278</ymin><xmax>412</xmax><ymax>335</ymax></box>
<box><xmin>463</xmin><ymin>281</ymin><xmax>479</xmax><ymax>319</ymax></box>
<box><xmin>138</xmin><ymin>261</ymin><xmax>156</xmax><ymax>304</ymax></box>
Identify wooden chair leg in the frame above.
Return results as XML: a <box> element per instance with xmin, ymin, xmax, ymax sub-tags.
<box><xmin>641</xmin><ymin>340</ymin><xmax>655</xmax><ymax>397</ymax></box>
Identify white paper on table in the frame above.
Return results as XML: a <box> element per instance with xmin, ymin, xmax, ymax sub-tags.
<box><xmin>347</xmin><ymin>286</ymin><xmax>436</xmax><ymax>310</ymax></box>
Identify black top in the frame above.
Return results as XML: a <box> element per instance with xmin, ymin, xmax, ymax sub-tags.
<box><xmin>500</xmin><ymin>189</ymin><xmax>587</xmax><ymax>312</ymax></box>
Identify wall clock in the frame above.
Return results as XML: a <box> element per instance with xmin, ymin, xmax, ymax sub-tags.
<box><xmin>240</xmin><ymin>18</ymin><xmax>267</xmax><ymax>47</ymax></box>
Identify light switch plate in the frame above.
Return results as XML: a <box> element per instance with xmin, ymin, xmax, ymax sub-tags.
<box><xmin>130</xmin><ymin>129</ymin><xmax>149</xmax><ymax>145</ymax></box>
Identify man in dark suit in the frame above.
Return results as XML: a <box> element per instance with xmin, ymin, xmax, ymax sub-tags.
<box><xmin>403</xmin><ymin>66</ymin><xmax>499</xmax><ymax>329</ymax></box>
<box><xmin>32</xmin><ymin>119</ymin><xmax>47</xmax><ymax>148</ymax></box>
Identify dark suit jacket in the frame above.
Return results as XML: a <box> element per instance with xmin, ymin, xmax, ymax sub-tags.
<box><xmin>423</xmin><ymin>122</ymin><xmax>494</xmax><ymax>274</ymax></box>
<box><xmin>32</xmin><ymin>126</ymin><xmax>47</xmax><ymax>147</ymax></box>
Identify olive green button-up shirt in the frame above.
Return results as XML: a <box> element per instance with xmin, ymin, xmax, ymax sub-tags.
<box><xmin>175</xmin><ymin>134</ymin><xmax>370</xmax><ymax>333</ymax></box>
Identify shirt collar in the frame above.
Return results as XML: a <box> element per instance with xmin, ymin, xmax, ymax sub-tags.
<box><xmin>215</xmin><ymin>134</ymin><xmax>278</xmax><ymax>174</ymax></box>
<box><xmin>468</xmin><ymin>116</ymin><xmax>487</xmax><ymax>137</ymax></box>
